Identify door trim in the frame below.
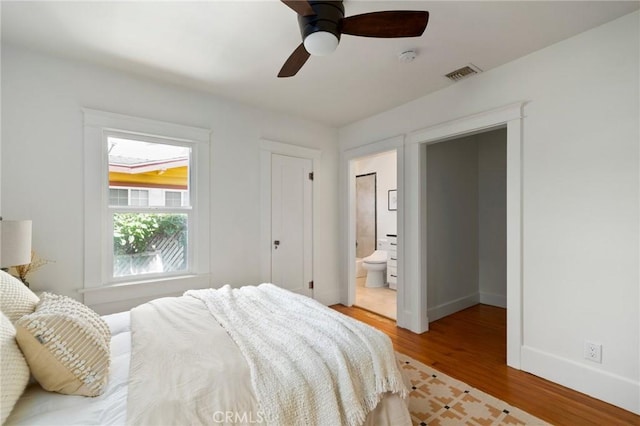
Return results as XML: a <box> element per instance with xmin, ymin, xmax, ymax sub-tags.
<box><xmin>260</xmin><ymin>139</ymin><xmax>321</xmax><ymax>294</ymax></box>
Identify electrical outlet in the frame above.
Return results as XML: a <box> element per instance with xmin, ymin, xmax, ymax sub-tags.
<box><xmin>584</xmin><ymin>341</ymin><xmax>602</xmax><ymax>363</ymax></box>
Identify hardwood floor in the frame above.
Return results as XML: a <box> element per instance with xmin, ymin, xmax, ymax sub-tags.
<box><xmin>332</xmin><ymin>303</ymin><xmax>640</xmax><ymax>426</ymax></box>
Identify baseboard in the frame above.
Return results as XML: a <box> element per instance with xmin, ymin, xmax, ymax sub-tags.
<box><xmin>428</xmin><ymin>292</ymin><xmax>480</xmax><ymax>322</ymax></box>
<box><xmin>521</xmin><ymin>345</ymin><xmax>640</xmax><ymax>415</ymax></box>
<box><xmin>479</xmin><ymin>291</ymin><xmax>507</xmax><ymax>308</ymax></box>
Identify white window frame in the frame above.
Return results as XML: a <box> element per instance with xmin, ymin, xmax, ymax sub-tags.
<box><xmin>82</xmin><ymin>109</ymin><xmax>210</xmax><ymax>309</ymax></box>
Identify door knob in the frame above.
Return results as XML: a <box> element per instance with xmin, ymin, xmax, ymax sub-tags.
<box><xmin>274</xmin><ymin>240</ymin><xmax>280</xmax><ymax>249</ymax></box>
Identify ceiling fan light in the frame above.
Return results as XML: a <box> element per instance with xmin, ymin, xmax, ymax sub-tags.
<box><xmin>304</xmin><ymin>31</ymin><xmax>339</xmax><ymax>56</ymax></box>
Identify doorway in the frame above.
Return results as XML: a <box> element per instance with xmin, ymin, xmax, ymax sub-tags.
<box><xmin>425</xmin><ymin>128</ymin><xmax>507</xmax><ymax>324</ymax></box>
<box><xmin>352</xmin><ymin>150</ymin><xmax>397</xmax><ymax>319</ymax></box>
<box><xmin>402</xmin><ymin>102</ymin><xmax>524</xmax><ymax>367</ymax></box>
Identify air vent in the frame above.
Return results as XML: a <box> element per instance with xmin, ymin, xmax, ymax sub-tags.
<box><xmin>445</xmin><ymin>64</ymin><xmax>482</xmax><ymax>82</ymax></box>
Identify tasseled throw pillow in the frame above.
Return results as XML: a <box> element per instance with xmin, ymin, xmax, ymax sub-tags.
<box><xmin>14</xmin><ymin>293</ymin><xmax>111</xmax><ymax>397</ymax></box>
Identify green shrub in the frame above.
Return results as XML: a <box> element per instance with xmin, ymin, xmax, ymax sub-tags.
<box><xmin>113</xmin><ymin>213</ymin><xmax>186</xmax><ymax>255</ymax></box>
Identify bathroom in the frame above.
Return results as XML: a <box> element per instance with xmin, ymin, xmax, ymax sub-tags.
<box><xmin>353</xmin><ymin>149</ymin><xmax>397</xmax><ymax>319</ymax></box>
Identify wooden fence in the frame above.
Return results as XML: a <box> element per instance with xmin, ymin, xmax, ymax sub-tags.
<box><xmin>114</xmin><ymin>232</ymin><xmax>186</xmax><ymax>277</ymax></box>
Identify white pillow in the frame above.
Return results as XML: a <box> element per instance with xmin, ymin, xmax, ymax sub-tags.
<box><xmin>0</xmin><ymin>312</ymin><xmax>30</xmax><ymax>424</ymax></box>
<box><xmin>15</xmin><ymin>293</ymin><xmax>111</xmax><ymax>397</ymax></box>
<box><xmin>0</xmin><ymin>270</ymin><xmax>39</xmax><ymax>323</ymax></box>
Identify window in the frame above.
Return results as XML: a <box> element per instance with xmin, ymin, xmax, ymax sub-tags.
<box><xmin>129</xmin><ymin>189</ymin><xmax>149</xmax><ymax>207</ymax></box>
<box><xmin>83</xmin><ymin>109</ymin><xmax>210</xmax><ymax>295</ymax></box>
<box><xmin>165</xmin><ymin>191</ymin><xmax>182</xmax><ymax>207</ymax></box>
<box><xmin>109</xmin><ymin>188</ymin><xmax>128</xmax><ymax>206</ymax></box>
<box><xmin>108</xmin><ymin>136</ymin><xmax>191</xmax><ymax>279</ymax></box>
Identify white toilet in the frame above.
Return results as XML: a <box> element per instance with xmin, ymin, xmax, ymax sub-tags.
<box><xmin>363</xmin><ymin>247</ymin><xmax>388</xmax><ymax>288</ymax></box>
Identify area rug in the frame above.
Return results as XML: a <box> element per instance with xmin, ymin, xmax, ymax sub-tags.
<box><xmin>397</xmin><ymin>352</ymin><xmax>549</xmax><ymax>425</ymax></box>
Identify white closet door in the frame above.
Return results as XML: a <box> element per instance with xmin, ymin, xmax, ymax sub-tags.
<box><xmin>271</xmin><ymin>153</ymin><xmax>313</xmax><ymax>298</ymax></box>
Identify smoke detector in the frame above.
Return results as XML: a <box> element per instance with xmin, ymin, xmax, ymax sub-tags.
<box><xmin>398</xmin><ymin>50</ymin><xmax>417</xmax><ymax>63</ymax></box>
<box><xmin>445</xmin><ymin>63</ymin><xmax>483</xmax><ymax>81</ymax></box>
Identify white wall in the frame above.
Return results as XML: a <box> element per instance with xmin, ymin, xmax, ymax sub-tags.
<box><xmin>339</xmin><ymin>11</ymin><xmax>639</xmax><ymax>414</ymax></box>
<box><xmin>426</xmin><ymin>135</ymin><xmax>479</xmax><ymax>320</ymax></box>
<box><xmin>354</xmin><ymin>150</ymin><xmax>397</xmax><ymax>242</ymax></box>
<box><xmin>478</xmin><ymin>129</ymin><xmax>507</xmax><ymax>307</ymax></box>
<box><xmin>0</xmin><ymin>44</ymin><xmax>340</xmax><ymax>309</ymax></box>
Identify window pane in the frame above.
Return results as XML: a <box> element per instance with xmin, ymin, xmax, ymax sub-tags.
<box><xmin>165</xmin><ymin>191</ymin><xmax>182</xmax><ymax>207</ymax></box>
<box><xmin>130</xmin><ymin>189</ymin><xmax>149</xmax><ymax>206</ymax></box>
<box><xmin>113</xmin><ymin>213</ymin><xmax>188</xmax><ymax>278</ymax></box>
<box><xmin>109</xmin><ymin>188</ymin><xmax>128</xmax><ymax>206</ymax></box>
<box><xmin>108</xmin><ymin>137</ymin><xmax>190</xmax><ymax>207</ymax></box>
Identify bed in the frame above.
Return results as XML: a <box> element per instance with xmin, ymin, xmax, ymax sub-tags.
<box><xmin>2</xmin><ymin>276</ymin><xmax>411</xmax><ymax>426</ymax></box>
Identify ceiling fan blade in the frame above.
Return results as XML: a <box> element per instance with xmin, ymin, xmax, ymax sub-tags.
<box><xmin>278</xmin><ymin>43</ymin><xmax>311</xmax><ymax>78</ymax></box>
<box><xmin>340</xmin><ymin>11</ymin><xmax>429</xmax><ymax>38</ymax></box>
<box><xmin>281</xmin><ymin>0</ymin><xmax>315</xmax><ymax>16</ymax></box>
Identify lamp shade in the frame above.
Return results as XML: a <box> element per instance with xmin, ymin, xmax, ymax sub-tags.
<box><xmin>303</xmin><ymin>31</ymin><xmax>339</xmax><ymax>56</ymax></box>
<box><xmin>0</xmin><ymin>220</ymin><xmax>32</xmax><ymax>268</ymax></box>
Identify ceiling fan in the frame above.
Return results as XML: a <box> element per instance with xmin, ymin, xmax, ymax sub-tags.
<box><xmin>279</xmin><ymin>0</ymin><xmax>429</xmax><ymax>78</ymax></box>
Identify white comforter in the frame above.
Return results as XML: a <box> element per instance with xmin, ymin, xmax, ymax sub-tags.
<box><xmin>183</xmin><ymin>284</ymin><xmax>407</xmax><ymax>426</ymax></box>
<box><xmin>7</xmin><ymin>289</ymin><xmax>411</xmax><ymax>426</ymax></box>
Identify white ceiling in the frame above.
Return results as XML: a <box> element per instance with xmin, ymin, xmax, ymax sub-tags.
<box><xmin>2</xmin><ymin>1</ymin><xmax>638</xmax><ymax>127</ymax></box>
